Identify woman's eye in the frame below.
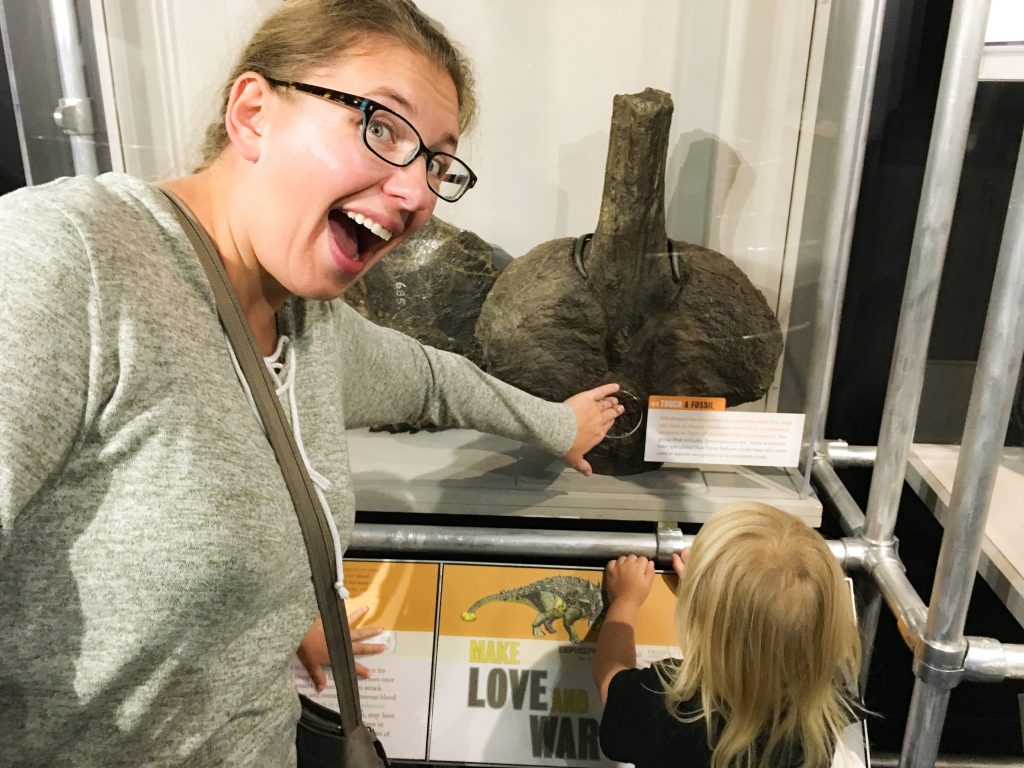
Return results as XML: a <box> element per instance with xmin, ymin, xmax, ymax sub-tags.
<box><xmin>428</xmin><ymin>156</ymin><xmax>451</xmax><ymax>178</ymax></box>
<box><xmin>366</xmin><ymin>117</ymin><xmax>394</xmax><ymax>143</ymax></box>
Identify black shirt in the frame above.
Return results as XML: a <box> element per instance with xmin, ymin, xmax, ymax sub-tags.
<box><xmin>599</xmin><ymin>662</ymin><xmax>713</xmax><ymax>768</ymax></box>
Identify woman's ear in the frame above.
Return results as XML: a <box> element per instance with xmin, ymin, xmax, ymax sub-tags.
<box><xmin>224</xmin><ymin>73</ymin><xmax>271</xmax><ymax>163</ymax></box>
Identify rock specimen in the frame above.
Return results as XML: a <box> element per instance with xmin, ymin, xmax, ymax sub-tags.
<box><xmin>475</xmin><ymin>88</ymin><xmax>782</xmax><ymax>475</ymax></box>
<box><xmin>344</xmin><ymin>216</ymin><xmax>508</xmax><ymax>363</ymax></box>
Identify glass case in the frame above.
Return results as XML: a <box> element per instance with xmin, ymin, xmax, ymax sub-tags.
<box><xmin>2</xmin><ymin>0</ymin><xmax>875</xmax><ymax>525</ymax></box>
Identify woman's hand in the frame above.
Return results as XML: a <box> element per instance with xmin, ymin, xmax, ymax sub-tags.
<box><xmin>296</xmin><ymin>606</ymin><xmax>386</xmax><ymax>691</ymax></box>
<box><xmin>562</xmin><ymin>383</ymin><xmax>625</xmax><ymax>475</ymax></box>
<box><xmin>604</xmin><ymin>554</ymin><xmax>655</xmax><ymax>608</ymax></box>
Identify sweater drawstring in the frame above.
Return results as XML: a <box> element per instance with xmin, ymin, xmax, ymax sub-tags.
<box><xmin>226</xmin><ymin>335</ymin><xmax>349</xmax><ymax>600</ymax></box>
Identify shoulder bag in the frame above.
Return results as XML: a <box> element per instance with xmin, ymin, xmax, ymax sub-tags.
<box><xmin>160</xmin><ymin>188</ymin><xmax>390</xmax><ymax>768</ymax></box>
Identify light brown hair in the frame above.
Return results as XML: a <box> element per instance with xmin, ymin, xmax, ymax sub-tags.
<box><xmin>195</xmin><ymin>0</ymin><xmax>476</xmax><ymax>171</ymax></box>
<box><xmin>663</xmin><ymin>502</ymin><xmax>861</xmax><ymax>768</ymax></box>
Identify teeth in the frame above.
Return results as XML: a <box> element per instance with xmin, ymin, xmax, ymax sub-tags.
<box><xmin>345</xmin><ymin>210</ymin><xmax>393</xmax><ymax>242</ymax></box>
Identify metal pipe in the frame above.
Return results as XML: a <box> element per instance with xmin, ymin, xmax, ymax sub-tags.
<box><xmin>897</xmin><ymin>4</ymin><xmax>1000</xmax><ymax>762</ymax></box>
<box><xmin>901</xmin><ymin>683</ymin><xmax>953</xmax><ymax>768</ymax></box>
<box><xmin>49</xmin><ymin>0</ymin><xmax>98</xmax><ymax>176</ymax></box>
<box><xmin>798</xmin><ymin>1</ymin><xmax>884</xmax><ymax>449</ymax></box>
<box><xmin>817</xmin><ymin>440</ymin><xmax>877</xmax><ymax>468</ymax></box>
<box><xmin>348</xmin><ymin>523</ymin><xmax>860</xmax><ymax>570</ymax></box>
<box><xmin>810</xmin><ymin>454</ymin><xmax>1024</xmax><ymax>687</ymax></box>
<box><xmin>901</xmin><ymin>130</ymin><xmax>1024</xmax><ymax>760</ymax></box>
<box><xmin>1006</xmin><ymin>644</ymin><xmax>1024</xmax><ymax>680</ymax></box>
<box><xmin>962</xmin><ymin>637</ymin><xmax>1024</xmax><ymax>683</ymax></box>
<box><xmin>811</xmin><ymin>457</ymin><xmax>866</xmax><ymax>534</ymax></box>
<box><xmin>874</xmin><ymin>754</ymin><xmax>1024</xmax><ymax>768</ymax></box>
<box><xmin>816</xmin><ymin>455</ymin><xmax>1024</xmax><ymax>685</ymax></box>
<box><xmin>864</xmin><ymin>0</ymin><xmax>989</xmax><ymax>549</ymax></box>
<box><xmin>855</xmin><ymin>584</ymin><xmax>883</xmax><ymax>695</ymax></box>
<box><xmin>926</xmin><ymin>134</ymin><xmax>1024</xmax><ymax>657</ymax></box>
<box><xmin>801</xmin><ymin>0</ymin><xmax>888</xmax><ymax>482</ymax></box>
<box><xmin>0</xmin><ymin>4</ymin><xmax>33</xmax><ymax>184</ymax></box>
<box><xmin>872</xmin><ymin>555</ymin><xmax>927</xmax><ymax>651</ymax></box>
<box><xmin>351</xmin><ymin>523</ymin><xmax>667</xmax><ymax>563</ymax></box>
<box><xmin>809</xmin><ymin>458</ymin><xmax>885</xmax><ymax>688</ymax></box>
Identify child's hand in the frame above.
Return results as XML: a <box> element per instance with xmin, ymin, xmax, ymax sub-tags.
<box><xmin>604</xmin><ymin>555</ymin><xmax>655</xmax><ymax>608</ymax></box>
<box><xmin>671</xmin><ymin>548</ymin><xmax>690</xmax><ymax>582</ymax></box>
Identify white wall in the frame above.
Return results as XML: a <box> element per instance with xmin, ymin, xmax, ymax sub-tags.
<box><xmin>94</xmin><ymin>0</ymin><xmax>276</xmax><ymax>178</ymax></box>
<box><xmin>981</xmin><ymin>0</ymin><xmax>1024</xmax><ymax>80</ymax></box>
<box><xmin>420</xmin><ymin>0</ymin><xmax>822</xmax><ymax>314</ymax></box>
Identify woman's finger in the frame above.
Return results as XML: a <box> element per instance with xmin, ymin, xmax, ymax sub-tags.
<box><xmin>296</xmin><ymin>646</ymin><xmax>328</xmax><ymax>692</ymax></box>
<box><xmin>353</xmin><ymin>642</ymin><xmax>387</xmax><ymax>656</ymax></box>
<box><xmin>350</xmin><ymin>625</ymin><xmax>384</xmax><ymax>641</ymax></box>
<box><xmin>590</xmin><ymin>382</ymin><xmax>620</xmax><ymax>400</ymax></box>
<box><xmin>346</xmin><ymin>604</ymin><xmax>370</xmax><ymax>626</ymax></box>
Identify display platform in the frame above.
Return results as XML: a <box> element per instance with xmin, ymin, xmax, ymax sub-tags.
<box><xmin>293</xmin><ymin>559</ymin><xmax>868</xmax><ymax>767</ymax></box>
<box><xmin>906</xmin><ymin>444</ymin><xmax>1024</xmax><ymax>629</ymax></box>
<box><xmin>346</xmin><ymin>428</ymin><xmax>823</xmax><ymax>525</ymax></box>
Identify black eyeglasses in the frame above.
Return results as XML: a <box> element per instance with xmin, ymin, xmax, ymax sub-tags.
<box><xmin>266</xmin><ymin>77</ymin><xmax>477</xmax><ymax>202</ymax></box>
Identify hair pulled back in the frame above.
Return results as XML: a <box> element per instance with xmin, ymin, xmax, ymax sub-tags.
<box><xmin>665</xmin><ymin>502</ymin><xmax>861</xmax><ymax>768</ymax></box>
<box><xmin>196</xmin><ymin>0</ymin><xmax>476</xmax><ymax>171</ymax></box>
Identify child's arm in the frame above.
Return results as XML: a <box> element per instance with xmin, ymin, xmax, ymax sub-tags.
<box><xmin>593</xmin><ymin>555</ymin><xmax>655</xmax><ymax>703</ymax></box>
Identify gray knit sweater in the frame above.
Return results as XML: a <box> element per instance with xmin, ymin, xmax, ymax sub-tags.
<box><xmin>0</xmin><ymin>174</ymin><xmax>575</xmax><ymax>766</ymax></box>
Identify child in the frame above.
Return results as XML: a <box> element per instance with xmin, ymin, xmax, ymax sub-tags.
<box><xmin>594</xmin><ymin>502</ymin><xmax>861</xmax><ymax>768</ymax></box>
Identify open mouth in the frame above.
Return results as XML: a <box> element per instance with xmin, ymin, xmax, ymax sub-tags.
<box><xmin>327</xmin><ymin>209</ymin><xmax>394</xmax><ymax>270</ymax></box>
<box><xmin>345</xmin><ymin>210</ymin><xmax>393</xmax><ymax>243</ymax></box>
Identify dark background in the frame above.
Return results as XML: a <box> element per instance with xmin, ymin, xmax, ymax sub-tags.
<box><xmin>0</xmin><ymin>50</ymin><xmax>25</xmax><ymax>195</ymax></box>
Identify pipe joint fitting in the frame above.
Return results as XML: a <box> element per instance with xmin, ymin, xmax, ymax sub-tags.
<box><xmin>838</xmin><ymin>537</ymin><xmax>868</xmax><ymax>571</ymax></box>
<box><xmin>861</xmin><ymin>540</ymin><xmax>902</xmax><ymax>575</ymax></box>
<box><xmin>962</xmin><ymin>636</ymin><xmax>1009</xmax><ymax>683</ymax></box>
<box><xmin>913</xmin><ymin>637</ymin><xmax>967</xmax><ymax>689</ymax></box>
<box><xmin>655</xmin><ymin>523</ymin><xmax>687</xmax><ymax>567</ymax></box>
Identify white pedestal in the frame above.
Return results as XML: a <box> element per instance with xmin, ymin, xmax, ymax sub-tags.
<box><xmin>906</xmin><ymin>444</ymin><xmax>1024</xmax><ymax>629</ymax></box>
<box><xmin>348</xmin><ymin>428</ymin><xmax>822</xmax><ymax>525</ymax></box>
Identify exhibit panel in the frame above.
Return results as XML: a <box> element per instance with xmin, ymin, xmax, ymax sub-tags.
<box><xmin>297</xmin><ymin>560</ymin><xmax>870</xmax><ymax>767</ymax></box>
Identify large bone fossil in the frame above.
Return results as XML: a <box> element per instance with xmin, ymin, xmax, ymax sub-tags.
<box><xmin>344</xmin><ymin>216</ymin><xmax>507</xmax><ymax>364</ymax></box>
<box><xmin>475</xmin><ymin>88</ymin><xmax>782</xmax><ymax>475</ymax></box>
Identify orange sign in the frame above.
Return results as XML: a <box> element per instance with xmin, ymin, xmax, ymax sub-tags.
<box><xmin>345</xmin><ymin>560</ymin><xmax>439</xmax><ymax>632</ymax></box>
<box><xmin>438</xmin><ymin>563</ymin><xmax>680</xmax><ymax>647</ymax></box>
<box><xmin>648</xmin><ymin>394</ymin><xmax>726</xmax><ymax>411</ymax></box>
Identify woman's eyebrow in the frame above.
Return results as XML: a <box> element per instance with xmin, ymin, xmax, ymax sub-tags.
<box><xmin>365</xmin><ymin>87</ymin><xmax>459</xmax><ymax>150</ymax></box>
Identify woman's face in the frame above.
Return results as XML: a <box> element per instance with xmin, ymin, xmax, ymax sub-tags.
<box><xmin>239</xmin><ymin>40</ymin><xmax>461</xmax><ymax>301</ymax></box>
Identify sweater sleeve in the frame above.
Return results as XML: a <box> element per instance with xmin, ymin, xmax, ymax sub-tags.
<box><xmin>335</xmin><ymin>302</ymin><xmax>576</xmax><ymax>457</ymax></box>
<box><xmin>0</xmin><ymin>191</ymin><xmax>94</xmax><ymax>561</ymax></box>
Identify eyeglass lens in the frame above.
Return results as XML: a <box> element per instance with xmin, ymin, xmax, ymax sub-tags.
<box><xmin>363</xmin><ymin>110</ymin><xmax>472</xmax><ymax>202</ymax></box>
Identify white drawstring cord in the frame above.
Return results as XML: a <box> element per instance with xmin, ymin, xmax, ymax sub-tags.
<box><xmin>226</xmin><ymin>335</ymin><xmax>350</xmax><ymax>600</ymax></box>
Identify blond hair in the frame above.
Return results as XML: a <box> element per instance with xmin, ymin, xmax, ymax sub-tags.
<box><xmin>663</xmin><ymin>502</ymin><xmax>861</xmax><ymax>768</ymax></box>
<box><xmin>195</xmin><ymin>0</ymin><xmax>477</xmax><ymax>171</ymax></box>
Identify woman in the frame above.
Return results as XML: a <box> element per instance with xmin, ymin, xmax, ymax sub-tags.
<box><xmin>0</xmin><ymin>1</ymin><xmax>622</xmax><ymax>764</ymax></box>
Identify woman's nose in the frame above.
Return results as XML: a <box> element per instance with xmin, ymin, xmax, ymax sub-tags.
<box><xmin>381</xmin><ymin>157</ymin><xmax>435</xmax><ymax>213</ymax></box>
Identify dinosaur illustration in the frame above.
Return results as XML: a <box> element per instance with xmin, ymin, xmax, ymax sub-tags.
<box><xmin>460</xmin><ymin>575</ymin><xmax>605</xmax><ymax>645</ymax></box>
